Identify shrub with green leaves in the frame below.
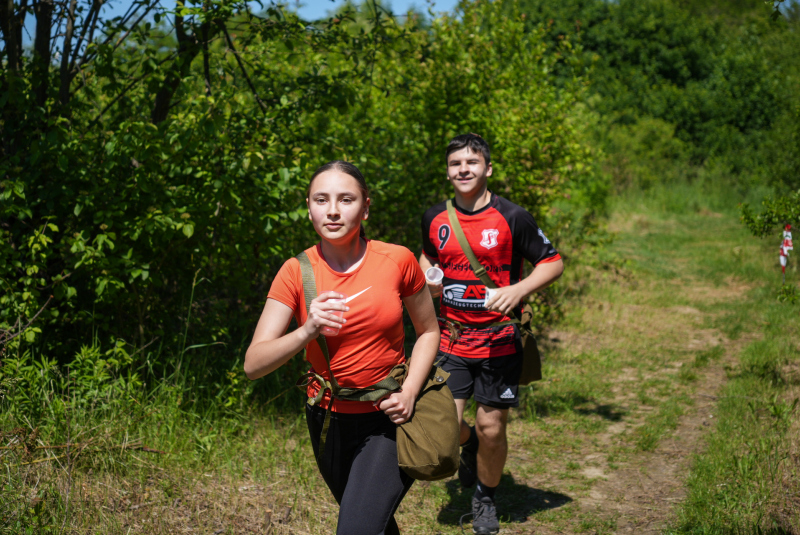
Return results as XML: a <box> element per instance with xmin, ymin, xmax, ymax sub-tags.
<box><xmin>0</xmin><ymin>0</ymin><xmax>605</xmax><ymax>377</ymax></box>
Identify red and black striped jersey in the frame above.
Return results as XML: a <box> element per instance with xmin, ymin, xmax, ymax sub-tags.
<box><xmin>421</xmin><ymin>193</ymin><xmax>560</xmax><ymax>358</ymax></box>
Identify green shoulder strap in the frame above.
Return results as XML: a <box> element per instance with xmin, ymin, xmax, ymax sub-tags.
<box><xmin>446</xmin><ymin>199</ymin><xmax>496</xmax><ymax>289</ymax></box>
<box><xmin>296</xmin><ymin>251</ymin><xmax>337</xmax><ymax>462</ymax></box>
<box><xmin>445</xmin><ymin>199</ymin><xmax>522</xmax><ymax>326</ymax></box>
<box><xmin>296</xmin><ymin>251</ymin><xmax>339</xmax><ymax>393</ymax></box>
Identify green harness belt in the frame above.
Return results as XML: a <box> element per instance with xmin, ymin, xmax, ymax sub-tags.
<box><xmin>295</xmin><ymin>251</ymin><xmax>405</xmax><ymax>463</ymax></box>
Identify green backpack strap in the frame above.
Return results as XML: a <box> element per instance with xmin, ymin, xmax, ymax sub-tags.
<box><xmin>295</xmin><ymin>251</ymin><xmax>403</xmax><ymax>461</ymax></box>
<box><xmin>296</xmin><ymin>251</ymin><xmax>339</xmax><ymax>461</ymax></box>
<box><xmin>445</xmin><ymin>199</ymin><xmax>521</xmax><ymax>328</ymax></box>
<box><xmin>297</xmin><ymin>251</ymin><xmax>339</xmax><ymax>392</ymax></box>
<box><xmin>446</xmin><ymin>199</ymin><xmax>496</xmax><ymax>289</ymax></box>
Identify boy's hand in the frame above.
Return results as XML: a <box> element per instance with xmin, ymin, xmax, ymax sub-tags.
<box><xmin>485</xmin><ymin>286</ymin><xmax>525</xmax><ymax>316</ymax></box>
<box><xmin>426</xmin><ymin>280</ymin><xmax>443</xmax><ymax>298</ymax></box>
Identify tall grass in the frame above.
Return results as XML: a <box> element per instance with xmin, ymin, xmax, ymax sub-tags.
<box><xmin>0</xmin><ymin>331</ymin><xmax>316</xmax><ymax>533</ymax></box>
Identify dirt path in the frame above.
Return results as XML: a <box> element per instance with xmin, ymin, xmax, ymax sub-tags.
<box><xmin>491</xmin><ymin>321</ymin><xmax>735</xmax><ymax>533</ymax></box>
<box><xmin>573</xmin><ymin>353</ymin><xmax>727</xmax><ymax>534</ymax></box>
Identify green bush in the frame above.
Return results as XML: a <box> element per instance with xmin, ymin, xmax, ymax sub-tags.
<box><xmin>601</xmin><ymin>117</ymin><xmax>690</xmax><ymax>190</ymax></box>
<box><xmin>0</xmin><ymin>0</ymin><xmax>606</xmax><ymax>371</ymax></box>
<box><xmin>0</xmin><ymin>341</ymin><xmax>140</xmax><ymax>431</ymax></box>
<box><xmin>777</xmin><ymin>284</ymin><xmax>800</xmax><ymax>304</ymax></box>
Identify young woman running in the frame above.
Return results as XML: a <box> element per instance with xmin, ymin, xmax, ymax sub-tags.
<box><xmin>244</xmin><ymin>161</ymin><xmax>440</xmax><ymax>535</ymax></box>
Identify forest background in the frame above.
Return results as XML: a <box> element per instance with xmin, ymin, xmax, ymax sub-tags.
<box><xmin>1</xmin><ymin>0</ymin><xmax>799</xmax><ymax>532</ymax></box>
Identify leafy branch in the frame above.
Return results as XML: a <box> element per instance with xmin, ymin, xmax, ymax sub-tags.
<box><xmin>0</xmin><ymin>296</ymin><xmax>53</xmax><ymax>347</ymax></box>
<box><xmin>739</xmin><ymin>190</ymin><xmax>800</xmax><ymax>238</ymax></box>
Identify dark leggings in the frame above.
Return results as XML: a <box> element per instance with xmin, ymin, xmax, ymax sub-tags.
<box><xmin>306</xmin><ymin>404</ymin><xmax>415</xmax><ymax>535</ymax></box>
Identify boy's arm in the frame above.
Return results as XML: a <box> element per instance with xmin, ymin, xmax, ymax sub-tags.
<box><xmin>418</xmin><ymin>253</ymin><xmax>443</xmax><ymax>298</ymax></box>
<box><xmin>485</xmin><ymin>258</ymin><xmax>564</xmax><ymax>316</ymax></box>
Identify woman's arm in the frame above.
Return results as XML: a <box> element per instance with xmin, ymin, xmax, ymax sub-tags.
<box><xmin>244</xmin><ymin>293</ymin><xmax>348</xmax><ymax>380</ymax></box>
<box><xmin>378</xmin><ymin>286</ymin><xmax>440</xmax><ymax>424</ymax></box>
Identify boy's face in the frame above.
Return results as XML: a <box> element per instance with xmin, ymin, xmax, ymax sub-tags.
<box><xmin>446</xmin><ymin>147</ymin><xmax>492</xmax><ymax>199</ymax></box>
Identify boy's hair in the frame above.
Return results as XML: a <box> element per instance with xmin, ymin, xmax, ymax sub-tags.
<box><xmin>445</xmin><ymin>133</ymin><xmax>491</xmax><ymax>165</ymax></box>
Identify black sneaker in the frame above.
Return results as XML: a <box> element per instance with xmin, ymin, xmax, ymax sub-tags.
<box><xmin>459</xmin><ymin>428</ymin><xmax>478</xmax><ymax>488</ymax></box>
<box><xmin>471</xmin><ymin>496</ymin><xmax>500</xmax><ymax>535</ymax></box>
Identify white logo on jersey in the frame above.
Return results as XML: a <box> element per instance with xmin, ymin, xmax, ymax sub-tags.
<box><xmin>538</xmin><ymin>228</ymin><xmax>551</xmax><ymax>244</ymax></box>
<box><xmin>500</xmin><ymin>388</ymin><xmax>514</xmax><ymax>399</ymax></box>
<box><xmin>442</xmin><ymin>284</ymin><xmax>488</xmax><ymax>310</ymax></box>
<box><xmin>480</xmin><ymin>229</ymin><xmax>500</xmax><ymax>249</ymax></box>
<box><xmin>442</xmin><ymin>284</ymin><xmax>468</xmax><ymax>302</ymax></box>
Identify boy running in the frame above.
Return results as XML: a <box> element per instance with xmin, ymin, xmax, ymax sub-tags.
<box><xmin>419</xmin><ymin>134</ymin><xmax>564</xmax><ymax>534</ymax></box>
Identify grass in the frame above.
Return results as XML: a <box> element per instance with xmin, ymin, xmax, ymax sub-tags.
<box><xmin>668</xmin><ymin>307</ymin><xmax>800</xmax><ymax>534</ymax></box>
<box><xmin>2</xmin><ymin>180</ymin><xmax>799</xmax><ymax>533</ymax></box>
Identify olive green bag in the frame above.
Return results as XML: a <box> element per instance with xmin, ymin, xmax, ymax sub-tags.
<box><xmin>393</xmin><ymin>363</ymin><xmax>460</xmax><ymax>480</ymax></box>
<box><xmin>295</xmin><ymin>252</ymin><xmax>459</xmax><ymax>481</ymax></box>
<box><xmin>445</xmin><ymin>200</ymin><xmax>542</xmax><ymax>385</ymax></box>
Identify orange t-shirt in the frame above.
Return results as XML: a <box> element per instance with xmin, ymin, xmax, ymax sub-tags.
<box><xmin>267</xmin><ymin>240</ymin><xmax>426</xmax><ymax>413</ymax></box>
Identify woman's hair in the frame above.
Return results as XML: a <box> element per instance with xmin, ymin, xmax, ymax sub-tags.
<box><xmin>308</xmin><ymin>160</ymin><xmax>369</xmax><ymax>200</ymax></box>
<box><xmin>308</xmin><ymin>160</ymin><xmax>369</xmax><ymax>238</ymax></box>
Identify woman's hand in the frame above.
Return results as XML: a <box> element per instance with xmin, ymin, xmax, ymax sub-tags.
<box><xmin>301</xmin><ymin>291</ymin><xmax>349</xmax><ymax>338</ymax></box>
<box><xmin>378</xmin><ymin>389</ymin><xmax>416</xmax><ymax>424</ymax></box>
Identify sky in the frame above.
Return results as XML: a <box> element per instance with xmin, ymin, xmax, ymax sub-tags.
<box><xmin>102</xmin><ymin>0</ymin><xmax>459</xmax><ymax>22</ymax></box>
<box><xmin>22</xmin><ymin>0</ymin><xmax>459</xmax><ymax>48</ymax></box>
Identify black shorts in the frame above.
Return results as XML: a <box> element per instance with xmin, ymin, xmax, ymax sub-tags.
<box><xmin>439</xmin><ymin>351</ymin><xmax>523</xmax><ymax>409</ymax></box>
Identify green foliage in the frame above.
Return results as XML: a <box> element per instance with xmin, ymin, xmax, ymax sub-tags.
<box><xmin>317</xmin><ymin>0</ymin><xmax>608</xmax><ymax>261</ymax></box>
<box><xmin>776</xmin><ymin>284</ymin><xmax>800</xmax><ymax>304</ymax></box>
<box><xmin>763</xmin><ymin>106</ymin><xmax>800</xmax><ymax>191</ymax></box>
<box><xmin>515</xmin><ymin>0</ymin><xmax>782</xmax><ymax>155</ymax></box>
<box><xmin>510</xmin><ymin>0</ymin><xmax>798</xmax><ymax>211</ymax></box>
<box><xmin>0</xmin><ymin>0</ymin><xmax>605</xmax><ymax>367</ymax></box>
<box><xmin>600</xmin><ymin>117</ymin><xmax>690</xmax><ymax>190</ymax></box>
<box><xmin>739</xmin><ymin>190</ymin><xmax>800</xmax><ymax>237</ymax></box>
